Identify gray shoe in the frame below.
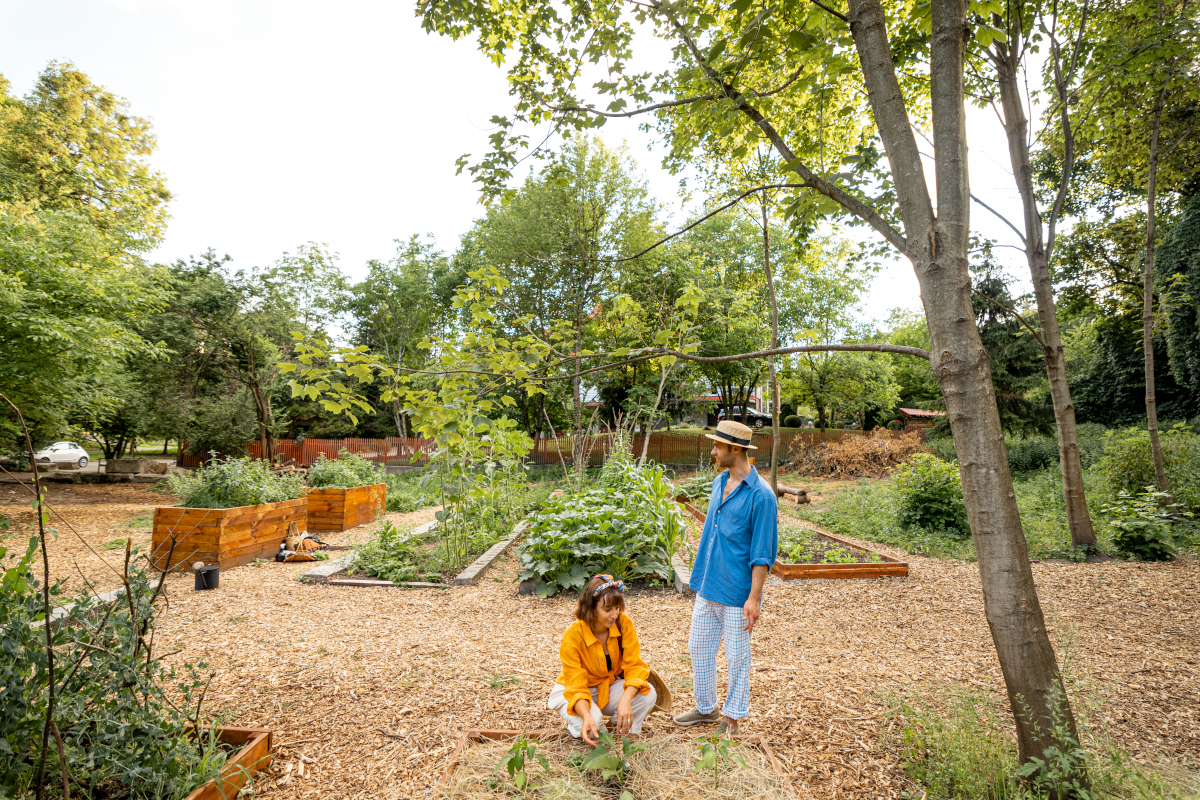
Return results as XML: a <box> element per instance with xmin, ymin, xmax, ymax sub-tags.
<box><xmin>672</xmin><ymin>707</ymin><xmax>720</xmax><ymax>727</ymax></box>
<box><xmin>716</xmin><ymin>718</ymin><xmax>739</xmax><ymax>736</ymax></box>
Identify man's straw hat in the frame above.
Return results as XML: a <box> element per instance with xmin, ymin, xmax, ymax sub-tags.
<box><xmin>703</xmin><ymin>419</ymin><xmax>758</xmax><ymax>450</ymax></box>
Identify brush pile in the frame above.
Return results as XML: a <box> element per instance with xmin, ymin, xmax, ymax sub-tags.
<box><xmin>786</xmin><ymin>430</ymin><xmax>928</xmax><ymax>479</ymax></box>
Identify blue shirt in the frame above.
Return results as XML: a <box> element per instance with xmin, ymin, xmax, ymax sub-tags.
<box><xmin>689</xmin><ymin>465</ymin><xmax>778</xmax><ymax>607</ymax></box>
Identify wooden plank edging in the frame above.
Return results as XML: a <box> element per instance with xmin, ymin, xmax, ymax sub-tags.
<box><xmin>453</xmin><ymin>519</ymin><xmax>530</xmax><ymax>586</ymax></box>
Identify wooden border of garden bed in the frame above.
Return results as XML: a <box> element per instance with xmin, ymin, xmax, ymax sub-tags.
<box><xmin>771</xmin><ymin>530</ymin><xmax>908</xmax><ymax>580</ymax></box>
<box><xmin>306</xmin><ymin>483</ymin><xmax>386</xmax><ymax>532</ymax></box>
<box><xmin>674</xmin><ymin>497</ymin><xmax>908</xmax><ymax>581</ymax></box>
<box><xmin>151</xmin><ymin>498</ymin><xmax>307</xmax><ymax>571</ymax></box>
<box><xmin>183</xmin><ymin>725</ymin><xmax>273</xmax><ymax>800</ymax></box>
<box><xmin>434</xmin><ymin>729</ymin><xmax>794</xmax><ymax>796</ymax></box>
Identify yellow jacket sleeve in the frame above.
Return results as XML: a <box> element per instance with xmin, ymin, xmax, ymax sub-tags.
<box><xmin>618</xmin><ymin>613</ymin><xmax>651</xmax><ymax>694</ymax></box>
<box><xmin>558</xmin><ymin>625</ymin><xmax>592</xmax><ymax>717</ymax></box>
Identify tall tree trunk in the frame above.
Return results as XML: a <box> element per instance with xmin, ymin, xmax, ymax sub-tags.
<box><xmin>761</xmin><ymin>192</ymin><xmax>780</xmax><ymax>493</ymax></box>
<box><xmin>844</xmin><ymin>0</ymin><xmax>1087</xmax><ymax>777</ymax></box>
<box><xmin>1143</xmin><ymin>88</ymin><xmax>1173</xmax><ymax>499</ymax></box>
<box><xmin>995</xmin><ymin>46</ymin><xmax>1097</xmax><ymax>548</ymax></box>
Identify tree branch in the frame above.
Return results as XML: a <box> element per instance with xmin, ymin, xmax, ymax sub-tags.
<box><xmin>810</xmin><ymin>0</ymin><xmax>850</xmax><ymax>23</ymax></box>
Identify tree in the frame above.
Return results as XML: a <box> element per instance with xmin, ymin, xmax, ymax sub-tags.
<box><xmin>1156</xmin><ymin>193</ymin><xmax>1200</xmax><ymax>404</ymax></box>
<box><xmin>344</xmin><ymin>236</ymin><xmax>462</xmax><ymax>436</ymax></box>
<box><xmin>0</xmin><ymin>62</ymin><xmax>171</xmax><ymax>249</ymax></box>
<box><xmin>419</xmin><ymin>0</ymin><xmax>1087</xmax><ymax>774</ymax></box>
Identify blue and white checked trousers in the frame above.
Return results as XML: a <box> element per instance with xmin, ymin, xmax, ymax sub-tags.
<box><xmin>688</xmin><ymin>595</ymin><xmax>753</xmax><ymax>719</ymax></box>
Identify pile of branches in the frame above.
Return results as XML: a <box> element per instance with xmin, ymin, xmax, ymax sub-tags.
<box><xmin>786</xmin><ymin>430</ymin><xmax>929</xmax><ymax>479</ymax></box>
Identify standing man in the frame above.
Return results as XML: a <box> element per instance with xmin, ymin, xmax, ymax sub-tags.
<box><xmin>673</xmin><ymin>419</ymin><xmax>778</xmax><ymax>735</ymax></box>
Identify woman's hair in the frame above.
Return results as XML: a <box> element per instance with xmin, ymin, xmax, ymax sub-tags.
<box><xmin>576</xmin><ymin>574</ymin><xmax>625</xmax><ymax>625</ymax></box>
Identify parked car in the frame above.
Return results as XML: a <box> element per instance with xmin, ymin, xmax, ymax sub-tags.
<box><xmin>716</xmin><ymin>406</ymin><xmax>773</xmax><ymax>430</ymax></box>
<box><xmin>33</xmin><ymin>441</ymin><xmax>89</xmax><ymax>468</ymax></box>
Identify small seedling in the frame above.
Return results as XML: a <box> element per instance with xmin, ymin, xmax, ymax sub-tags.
<box><xmin>579</xmin><ymin>732</ymin><xmax>646</xmax><ymax>784</ymax></box>
<box><xmin>693</xmin><ymin>733</ymin><xmax>746</xmax><ymax>789</ymax></box>
<box><xmin>486</xmin><ymin>673</ymin><xmax>522</xmax><ymax>689</ymax></box>
<box><xmin>492</xmin><ymin>735</ymin><xmax>550</xmax><ymax>796</ymax></box>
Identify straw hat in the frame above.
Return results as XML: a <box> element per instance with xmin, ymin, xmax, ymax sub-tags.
<box><xmin>703</xmin><ymin>419</ymin><xmax>758</xmax><ymax>450</ymax></box>
<box><xmin>648</xmin><ymin>667</ymin><xmax>673</xmax><ymax>714</ymax></box>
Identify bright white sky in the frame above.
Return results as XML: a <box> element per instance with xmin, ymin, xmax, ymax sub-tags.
<box><xmin>2</xmin><ymin>0</ymin><xmax>1033</xmax><ymax>326</ymax></box>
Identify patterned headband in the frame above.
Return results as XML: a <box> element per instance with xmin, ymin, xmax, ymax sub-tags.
<box><xmin>593</xmin><ymin>574</ymin><xmax>625</xmax><ymax>596</ymax></box>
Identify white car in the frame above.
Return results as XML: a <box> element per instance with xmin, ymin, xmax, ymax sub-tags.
<box><xmin>33</xmin><ymin>441</ymin><xmax>89</xmax><ymax>468</ymax></box>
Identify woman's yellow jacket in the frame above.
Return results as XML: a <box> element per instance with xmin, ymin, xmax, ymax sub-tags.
<box><xmin>556</xmin><ymin>612</ymin><xmax>651</xmax><ymax>717</ymax></box>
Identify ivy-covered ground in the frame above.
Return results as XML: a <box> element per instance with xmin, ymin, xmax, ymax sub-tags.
<box><xmin>4</xmin><ymin>484</ymin><xmax>1198</xmax><ymax>798</ymax></box>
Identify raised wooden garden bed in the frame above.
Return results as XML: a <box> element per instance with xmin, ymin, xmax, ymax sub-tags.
<box><xmin>771</xmin><ymin>530</ymin><xmax>908</xmax><ymax>580</ymax></box>
<box><xmin>436</xmin><ymin>729</ymin><xmax>794</xmax><ymax>797</ymax></box>
<box><xmin>151</xmin><ymin>498</ymin><xmax>307</xmax><ymax>571</ymax></box>
<box><xmin>184</xmin><ymin>725</ymin><xmax>273</xmax><ymax>800</ymax></box>
<box><xmin>306</xmin><ymin>483</ymin><xmax>386</xmax><ymax>532</ymax></box>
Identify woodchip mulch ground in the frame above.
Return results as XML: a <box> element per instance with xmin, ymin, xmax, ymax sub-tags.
<box><xmin>3</xmin><ymin>483</ymin><xmax>1198</xmax><ymax>799</ymax></box>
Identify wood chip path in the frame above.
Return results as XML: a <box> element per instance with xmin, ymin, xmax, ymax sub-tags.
<box><xmin>2</xmin><ymin>485</ymin><xmax>1196</xmax><ymax>798</ymax></box>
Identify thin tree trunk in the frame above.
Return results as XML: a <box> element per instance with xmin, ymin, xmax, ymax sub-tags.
<box><xmin>843</xmin><ymin>0</ymin><xmax>1087</xmax><ymax>777</ymax></box>
<box><xmin>761</xmin><ymin>193</ymin><xmax>780</xmax><ymax>493</ymax></box>
<box><xmin>995</xmin><ymin>46</ymin><xmax>1097</xmax><ymax>548</ymax></box>
<box><xmin>1144</xmin><ymin>87</ymin><xmax>1173</xmax><ymax>499</ymax></box>
<box><xmin>639</xmin><ymin>362</ymin><xmax>673</xmax><ymax>466</ymax></box>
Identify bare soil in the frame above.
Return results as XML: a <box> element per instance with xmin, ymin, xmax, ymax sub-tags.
<box><xmin>7</xmin><ymin>484</ymin><xmax>1199</xmax><ymax>799</ymax></box>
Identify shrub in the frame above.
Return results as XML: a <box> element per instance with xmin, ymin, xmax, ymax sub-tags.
<box><xmin>307</xmin><ymin>451</ymin><xmax>385</xmax><ymax>489</ymax></box>
<box><xmin>1</xmin><ymin>541</ymin><xmax>220</xmax><ymax>797</ymax></box>
<box><xmin>892</xmin><ymin>453</ymin><xmax>969</xmax><ymax>539</ymax></box>
<box><xmin>783</xmin><ymin>415</ymin><xmax>803</xmax><ymax>428</ymax></box>
<box><xmin>788</xmin><ymin>430</ymin><xmax>929</xmax><ymax>479</ymax></box>
<box><xmin>167</xmin><ymin>456</ymin><xmax>306</xmax><ymax>508</ymax></box>
<box><xmin>1102</xmin><ymin>489</ymin><xmax>1182</xmax><ymax>562</ymax></box>
<box><xmin>1097</xmin><ymin>424</ymin><xmax>1200</xmax><ymax>511</ymax></box>
<box><xmin>1006</xmin><ymin>436</ymin><xmax>1060</xmax><ymax>472</ymax></box>
<box><xmin>518</xmin><ymin>462</ymin><xmax>685</xmax><ymax>597</ymax></box>
<box><xmin>384</xmin><ymin>471</ymin><xmax>434</xmax><ymax>512</ymax></box>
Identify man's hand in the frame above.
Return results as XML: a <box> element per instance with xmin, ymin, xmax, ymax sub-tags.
<box><xmin>575</xmin><ymin>698</ymin><xmax>598</xmax><ymax>745</ymax></box>
<box><xmin>742</xmin><ymin>596</ymin><xmax>761</xmax><ymax>633</ymax></box>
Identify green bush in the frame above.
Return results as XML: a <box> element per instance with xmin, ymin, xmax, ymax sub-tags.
<box><xmin>1102</xmin><ymin>489</ymin><xmax>1182</xmax><ymax>562</ymax></box>
<box><xmin>167</xmin><ymin>456</ymin><xmax>306</xmax><ymax>508</ymax></box>
<box><xmin>783</xmin><ymin>415</ymin><xmax>803</xmax><ymax>428</ymax></box>
<box><xmin>518</xmin><ymin>461</ymin><xmax>686</xmax><ymax>597</ymax></box>
<box><xmin>1</xmin><ymin>540</ymin><xmax>222</xmax><ymax>797</ymax></box>
<box><xmin>307</xmin><ymin>451</ymin><xmax>385</xmax><ymax>489</ymax></box>
<box><xmin>384</xmin><ymin>471</ymin><xmax>435</xmax><ymax>512</ymax></box>
<box><xmin>892</xmin><ymin>453</ymin><xmax>970</xmax><ymax>539</ymax></box>
<box><xmin>1006</xmin><ymin>437</ymin><xmax>1060</xmax><ymax>472</ymax></box>
<box><xmin>1097</xmin><ymin>425</ymin><xmax>1200</xmax><ymax>511</ymax></box>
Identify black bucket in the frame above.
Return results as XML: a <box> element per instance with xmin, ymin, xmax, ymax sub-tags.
<box><xmin>194</xmin><ymin>563</ymin><xmax>220</xmax><ymax>591</ymax></box>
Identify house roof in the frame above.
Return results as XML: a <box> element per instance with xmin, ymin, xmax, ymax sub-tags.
<box><xmin>898</xmin><ymin>407</ymin><xmax>946</xmax><ymax>418</ymax></box>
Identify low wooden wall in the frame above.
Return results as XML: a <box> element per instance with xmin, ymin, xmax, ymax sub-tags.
<box><xmin>151</xmin><ymin>498</ymin><xmax>307</xmax><ymax>571</ymax></box>
<box><xmin>306</xmin><ymin>483</ymin><xmax>386</xmax><ymax>531</ymax></box>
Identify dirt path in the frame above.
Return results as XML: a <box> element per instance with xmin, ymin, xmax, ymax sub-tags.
<box><xmin>7</xmin><ymin>487</ymin><xmax>1198</xmax><ymax>797</ymax></box>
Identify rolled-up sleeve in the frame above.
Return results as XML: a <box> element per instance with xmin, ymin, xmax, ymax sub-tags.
<box><xmin>617</xmin><ymin>615</ymin><xmax>651</xmax><ymax>694</ymax></box>
<box><xmin>558</xmin><ymin>628</ymin><xmax>593</xmax><ymax>717</ymax></box>
<box><xmin>748</xmin><ymin>490</ymin><xmax>778</xmax><ymax>567</ymax></box>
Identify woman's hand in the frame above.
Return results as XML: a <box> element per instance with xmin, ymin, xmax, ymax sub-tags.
<box><xmin>615</xmin><ymin>696</ymin><xmax>634</xmax><ymax>734</ymax></box>
<box><xmin>575</xmin><ymin>698</ymin><xmax>599</xmax><ymax>746</ymax></box>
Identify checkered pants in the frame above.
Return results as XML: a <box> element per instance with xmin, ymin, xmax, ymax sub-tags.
<box><xmin>688</xmin><ymin>595</ymin><xmax>752</xmax><ymax>720</ymax></box>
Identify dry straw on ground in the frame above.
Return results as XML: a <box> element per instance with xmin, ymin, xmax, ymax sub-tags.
<box><xmin>4</xmin><ymin>482</ymin><xmax>1199</xmax><ymax>798</ymax></box>
<box><xmin>439</xmin><ymin>733</ymin><xmax>792</xmax><ymax>800</ymax></box>
<box><xmin>786</xmin><ymin>431</ymin><xmax>927</xmax><ymax>479</ymax></box>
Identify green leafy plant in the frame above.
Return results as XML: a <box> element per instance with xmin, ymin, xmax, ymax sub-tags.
<box><xmin>892</xmin><ymin>453</ymin><xmax>970</xmax><ymax>539</ymax></box>
<box><xmin>1102</xmin><ymin>489</ymin><xmax>1185</xmax><ymax>562</ymax></box>
<box><xmin>384</xmin><ymin>471</ymin><xmax>433</xmax><ymax>513</ymax></box>
<box><xmin>307</xmin><ymin>450</ymin><xmax>385</xmax><ymax>489</ymax></box>
<box><xmin>693</xmin><ymin>733</ymin><xmax>746</xmax><ymax>789</ymax></box>
<box><xmin>577</xmin><ymin>732</ymin><xmax>646</xmax><ymax>785</ymax></box>
<box><xmin>783</xmin><ymin>414</ymin><xmax>804</xmax><ymax>428</ymax></box>
<box><xmin>1097</xmin><ymin>424</ymin><xmax>1200</xmax><ymax>512</ymax></box>
<box><xmin>492</xmin><ymin>735</ymin><xmax>551</xmax><ymax>796</ymax></box>
<box><xmin>167</xmin><ymin>455</ymin><xmax>306</xmax><ymax>509</ymax></box>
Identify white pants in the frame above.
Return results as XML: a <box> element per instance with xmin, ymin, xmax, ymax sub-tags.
<box><xmin>547</xmin><ymin>679</ymin><xmax>657</xmax><ymax>738</ymax></box>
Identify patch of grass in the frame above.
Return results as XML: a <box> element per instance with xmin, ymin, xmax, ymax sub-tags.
<box><xmin>815</xmin><ymin>469</ymin><xmax>1121</xmax><ymax>561</ymax></box>
<box><xmin>0</xmin><ymin>512</ymin><xmax>10</xmax><ymax>532</ymax></box>
<box><xmin>126</xmin><ymin>511</ymin><xmax>152</xmax><ymax>529</ymax></box>
<box><xmin>486</xmin><ymin>673</ymin><xmax>522</xmax><ymax>688</ymax></box>
<box><xmin>101</xmin><ymin>538</ymin><xmax>128</xmax><ymax>551</ymax></box>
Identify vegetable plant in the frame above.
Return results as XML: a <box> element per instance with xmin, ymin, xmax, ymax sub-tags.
<box><xmin>693</xmin><ymin>733</ymin><xmax>746</xmax><ymax>789</ymax></box>
<box><xmin>576</xmin><ymin>732</ymin><xmax>645</xmax><ymax>793</ymax></box>
<box><xmin>167</xmin><ymin>455</ymin><xmax>306</xmax><ymax>508</ymax></box>
<box><xmin>491</xmin><ymin>735</ymin><xmax>550</xmax><ymax>796</ymax></box>
<box><xmin>307</xmin><ymin>450</ymin><xmax>384</xmax><ymax>489</ymax></box>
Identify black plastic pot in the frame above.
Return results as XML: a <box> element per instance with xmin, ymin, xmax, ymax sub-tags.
<box><xmin>194</xmin><ymin>563</ymin><xmax>220</xmax><ymax>590</ymax></box>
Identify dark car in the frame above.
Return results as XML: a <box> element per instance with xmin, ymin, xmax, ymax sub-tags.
<box><xmin>716</xmin><ymin>406</ymin><xmax>772</xmax><ymax>430</ymax></box>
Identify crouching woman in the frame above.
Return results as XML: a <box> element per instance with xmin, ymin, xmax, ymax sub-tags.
<box><xmin>547</xmin><ymin>574</ymin><xmax>657</xmax><ymax>745</ymax></box>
